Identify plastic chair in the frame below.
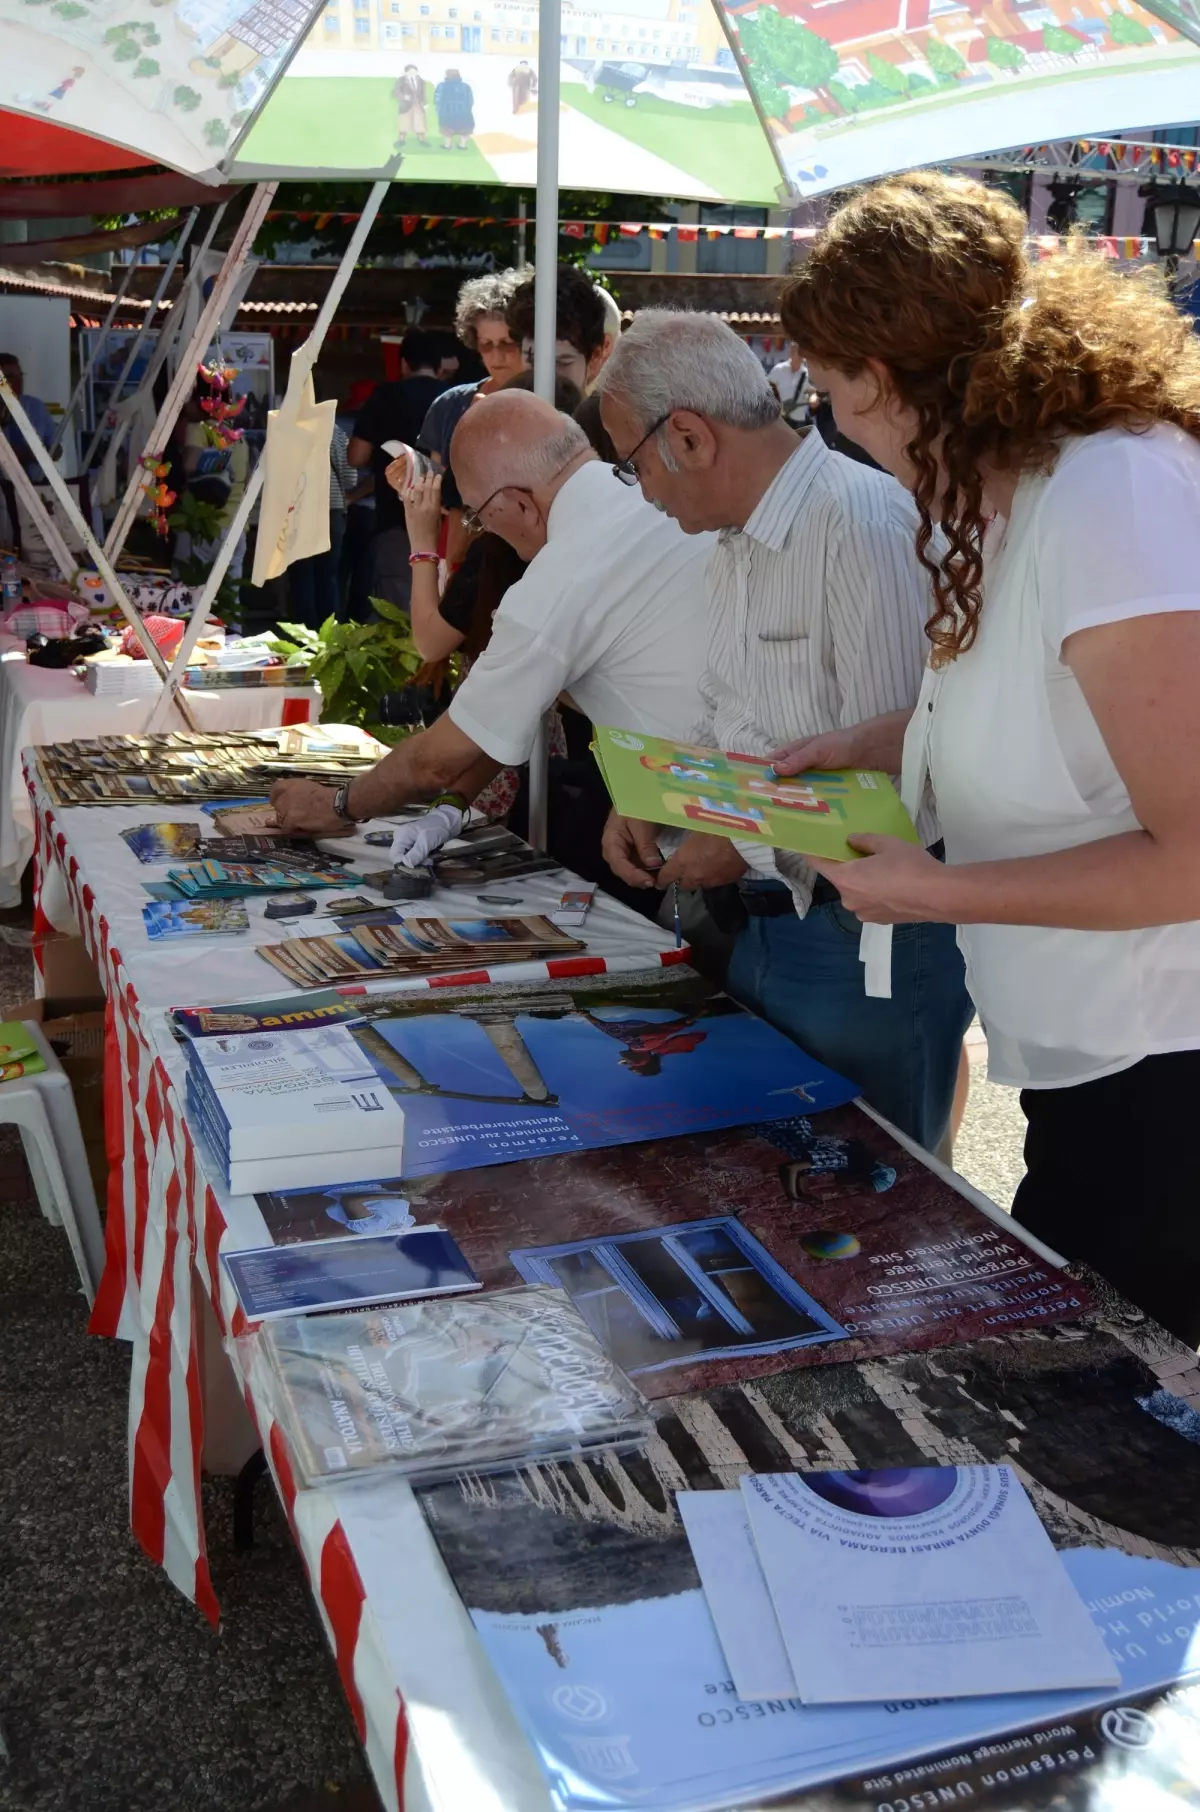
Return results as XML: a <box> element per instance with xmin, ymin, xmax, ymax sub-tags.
<box><xmin>1</xmin><ymin>1021</ymin><xmax>104</xmax><ymax>1304</ymax></box>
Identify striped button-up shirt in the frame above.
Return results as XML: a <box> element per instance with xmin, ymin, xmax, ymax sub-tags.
<box><xmin>695</xmin><ymin>429</ymin><xmax>934</xmax><ymax>908</ymax></box>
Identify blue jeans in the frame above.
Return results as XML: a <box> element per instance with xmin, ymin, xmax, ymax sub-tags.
<box><xmin>726</xmin><ymin>899</ymin><xmax>972</xmax><ymax>1152</ymax></box>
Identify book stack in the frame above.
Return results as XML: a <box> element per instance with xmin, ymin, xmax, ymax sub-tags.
<box><xmin>185</xmin><ymin>1023</ymin><xmax>407</xmax><ymax>1193</ymax></box>
<box><xmin>258</xmin><ymin>915</ymin><xmax>585</xmax><ymax>989</ymax></box>
<box><xmin>83</xmin><ymin>657</ymin><xmax>163</xmax><ymax>698</ymax></box>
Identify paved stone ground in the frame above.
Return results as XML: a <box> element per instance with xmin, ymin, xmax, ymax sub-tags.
<box><xmin>952</xmin><ymin>1046</ymin><xmax>1029</xmax><ymax>1212</ymax></box>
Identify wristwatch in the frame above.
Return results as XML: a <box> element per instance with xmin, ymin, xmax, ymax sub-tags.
<box><xmin>332</xmin><ymin>782</ymin><xmax>360</xmax><ymax>824</ymax></box>
<box><xmin>430</xmin><ymin>790</ymin><xmax>469</xmax><ymax>813</ymax></box>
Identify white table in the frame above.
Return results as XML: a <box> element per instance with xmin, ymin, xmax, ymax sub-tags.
<box><xmin>0</xmin><ymin>643</ymin><xmax>320</xmax><ymax>905</ymax></box>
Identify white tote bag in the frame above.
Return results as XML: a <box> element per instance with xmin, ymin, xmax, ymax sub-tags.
<box><xmin>251</xmin><ymin>371</ymin><xmax>336</xmax><ymax>586</ymax></box>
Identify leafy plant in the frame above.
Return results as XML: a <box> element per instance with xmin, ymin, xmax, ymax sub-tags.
<box><xmin>266</xmin><ymin>599</ymin><xmax>437</xmax><ymax>740</ymax></box>
<box><xmin>203</xmin><ymin>118</ymin><xmax>230</xmax><ymax>147</ymax></box>
<box><xmin>866</xmin><ymin>50</ymin><xmax>909</xmax><ymax>93</ymax></box>
<box><xmin>174</xmin><ymin>84</ymin><xmax>201</xmax><ymax>110</ymax></box>
<box><xmin>134</xmin><ymin>56</ymin><xmax>160</xmax><ymax>76</ymax></box>
<box><xmin>53</xmin><ymin>4</ymin><xmax>88</xmax><ymax>18</ymax></box>
<box><xmin>167</xmin><ymin>493</ymin><xmax>244</xmax><ymax>620</ymax></box>
<box><xmin>112</xmin><ymin>37</ymin><xmax>138</xmax><ymax>60</ymax></box>
<box><xmin>1042</xmin><ymin>23</ymin><xmax>1084</xmax><ymax>53</ymax></box>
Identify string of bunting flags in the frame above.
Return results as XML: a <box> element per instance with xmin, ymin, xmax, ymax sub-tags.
<box><xmin>262</xmin><ymin>210</ymin><xmax>1196</xmax><ymax>262</ymax></box>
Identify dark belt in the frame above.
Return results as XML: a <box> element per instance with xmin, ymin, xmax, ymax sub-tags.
<box><xmin>729</xmin><ymin>840</ymin><xmax>946</xmax><ymax>922</ymax></box>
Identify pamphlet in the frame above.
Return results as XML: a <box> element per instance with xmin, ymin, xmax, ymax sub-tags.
<box><xmin>592</xmin><ymin>727</ymin><xmax>918</xmax><ymax>862</ymax></box>
<box><xmin>741</xmin><ymin>1468</ymin><xmax>1121</xmax><ymax>1703</ymax></box>
<box><xmin>678</xmin><ymin>1489</ymin><xmax>797</xmax><ymax>1703</ymax></box>
<box><xmin>257</xmin><ymin>915</ymin><xmax>585</xmax><ymax>988</ymax></box>
<box><xmin>245</xmin><ymin>1284</ymin><xmax>651</xmax><ymax>1487</ymax></box>
<box><xmin>142</xmin><ymin>899</ymin><xmax>250</xmax><ymax>939</ymax></box>
<box><xmin>220</xmin><ymin>1225</ymin><xmax>480</xmax><ymax>1320</ymax></box>
<box><xmin>120</xmin><ymin>822</ymin><xmax>202</xmax><ymax>864</ymax></box>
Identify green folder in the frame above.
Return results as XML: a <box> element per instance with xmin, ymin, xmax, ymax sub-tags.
<box><xmin>591</xmin><ymin>728</ymin><xmax>919</xmax><ymax>863</ymax></box>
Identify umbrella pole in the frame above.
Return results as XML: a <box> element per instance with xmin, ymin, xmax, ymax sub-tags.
<box><xmin>145</xmin><ymin>180</ymin><xmax>393</xmax><ymax>731</ymax></box>
<box><xmin>527</xmin><ymin>0</ymin><xmax>562</xmax><ymax>852</ymax></box>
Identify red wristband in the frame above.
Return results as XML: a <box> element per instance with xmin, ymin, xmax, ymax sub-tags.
<box><xmin>408</xmin><ymin>550</ymin><xmax>439</xmax><ymax>566</ymax></box>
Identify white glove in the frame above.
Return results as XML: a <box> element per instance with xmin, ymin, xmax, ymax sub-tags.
<box><xmin>389</xmin><ymin>802</ymin><xmax>465</xmax><ymax>867</ymax></box>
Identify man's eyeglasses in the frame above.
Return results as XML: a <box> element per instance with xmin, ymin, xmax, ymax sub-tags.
<box><xmin>461</xmin><ymin>483</ymin><xmax>513</xmax><ymax>535</ymax></box>
<box><xmin>612</xmin><ymin>413</ymin><xmax>670</xmax><ymax>485</ymax></box>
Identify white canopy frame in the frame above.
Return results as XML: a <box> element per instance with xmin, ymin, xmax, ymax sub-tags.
<box><xmin>78</xmin><ymin>210</ymin><xmax>201</xmax><ymax>479</ymax></box>
<box><xmin>50</xmin><ymin>255</ymin><xmax>143</xmax><ymax>461</ymax></box>
<box><xmin>104</xmin><ymin>183</ymin><xmax>278</xmax><ymax>564</ymax></box>
<box><xmin>0</xmin><ymin>373</ymin><xmax>202</xmax><ymax>730</ymax></box>
<box><xmin>144</xmin><ymin>178</ymin><xmax>393</xmax><ymax>730</ymax></box>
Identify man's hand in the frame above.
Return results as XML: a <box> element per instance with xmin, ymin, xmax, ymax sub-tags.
<box><xmin>809</xmin><ymin>835</ymin><xmax>951</xmax><ymax>924</ymax></box>
<box><xmin>767</xmin><ymin>727</ymin><xmax>860</xmax><ymax>777</ymax></box>
<box><xmin>269</xmin><ymin>779</ymin><xmax>349</xmax><ymax>837</ymax></box>
<box><xmin>658</xmin><ymin>833</ymin><xmax>748</xmax><ymax>891</ymax></box>
<box><xmin>602</xmin><ymin>812</ymin><xmax>666</xmax><ymax>889</ymax></box>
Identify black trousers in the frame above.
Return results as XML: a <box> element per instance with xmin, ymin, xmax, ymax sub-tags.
<box><xmin>1012</xmin><ymin>1050</ymin><xmax>1200</xmax><ymax>1348</ymax></box>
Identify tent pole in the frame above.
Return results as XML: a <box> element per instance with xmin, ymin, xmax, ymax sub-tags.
<box><xmin>0</xmin><ymin>374</ymin><xmax>199</xmax><ymax>729</ymax></box>
<box><xmin>51</xmin><ymin>256</ymin><xmax>141</xmax><ymax>460</ymax></box>
<box><xmin>527</xmin><ymin>0</ymin><xmax>561</xmax><ymax>852</ymax></box>
<box><xmin>79</xmin><ymin>209</ymin><xmax>199</xmax><ymax>478</ymax></box>
<box><xmin>0</xmin><ymin>433</ymin><xmax>79</xmax><ymax>581</ymax></box>
<box><xmin>89</xmin><ymin>209</ymin><xmax>230</xmax><ymax>521</ymax></box>
<box><xmin>104</xmin><ymin>183</ymin><xmax>277</xmax><ymax>565</ymax></box>
<box><xmin>145</xmin><ymin>180</ymin><xmax>393</xmax><ymax>731</ymax></box>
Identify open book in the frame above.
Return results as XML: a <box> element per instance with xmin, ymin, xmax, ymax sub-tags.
<box><xmin>592</xmin><ymin>728</ymin><xmax>917</xmax><ymax>863</ymax></box>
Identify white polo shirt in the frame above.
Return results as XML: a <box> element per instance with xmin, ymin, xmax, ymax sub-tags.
<box><xmin>905</xmin><ymin>424</ymin><xmax>1200</xmax><ymax>1088</ymax></box>
<box><xmin>448</xmin><ymin>459</ymin><xmax>712</xmax><ymax>765</ymax></box>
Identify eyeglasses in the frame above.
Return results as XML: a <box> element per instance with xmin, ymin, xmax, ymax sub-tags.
<box><xmin>461</xmin><ymin>483</ymin><xmax>513</xmax><ymax>535</ymax></box>
<box><xmin>612</xmin><ymin>413</ymin><xmax>671</xmax><ymax>485</ymax></box>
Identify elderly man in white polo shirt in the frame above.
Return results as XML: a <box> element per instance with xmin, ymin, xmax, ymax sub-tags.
<box><xmin>598</xmin><ymin>309</ymin><xmax>971</xmax><ymax>1152</ymax></box>
<box><xmin>270</xmin><ymin>389</ymin><xmax>711</xmax><ymax>836</ymax></box>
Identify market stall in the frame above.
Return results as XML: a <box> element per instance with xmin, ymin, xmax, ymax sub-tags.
<box><xmin>22</xmin><ymin>741</ymin><xmax>1200</xmax><ymax>1812</ymax></box>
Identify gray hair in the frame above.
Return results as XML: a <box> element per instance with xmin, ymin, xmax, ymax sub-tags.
<box><xmin>596</xmin><ymin>309</ymin><xmax>781</xmax><ymax>445</ymax></box>
<box><xmin>454</xmin><ymin>269</ymin><xmax>522</xmax><ymax>348</ymax></box>
<box><xmin>500</xmin><ymin>415</ymin><xmax>591</xmax><ymax>488</ymax></box>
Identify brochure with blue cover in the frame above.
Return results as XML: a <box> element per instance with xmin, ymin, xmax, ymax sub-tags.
<box><xmin>221</xmin><ymin>1225</ymin><xmax>480</xmax><ymax>1320</ymax></box>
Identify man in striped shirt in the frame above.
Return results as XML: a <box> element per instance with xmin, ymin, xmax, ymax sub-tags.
<box><xmin>597</xmin><ymin>310</ymin><xmax>971</xmax><ymax>1152</ymax></box>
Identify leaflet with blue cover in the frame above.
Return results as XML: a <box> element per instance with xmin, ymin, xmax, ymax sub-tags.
<box><xmin>741</xmin><ymin>1468</ymin><xmax>1121</xmax><ymax>1703</ymax></box>
<box><xmin>220</xmin><ymin>1226</ymin><xmax>479</xmax><ymax>1320</ymax></box>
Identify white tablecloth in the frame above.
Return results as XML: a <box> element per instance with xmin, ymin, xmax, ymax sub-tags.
<box><xmin>0</xmin><ymin>647</ymin><xmax>321</xmax><ymax>905</ymax></box>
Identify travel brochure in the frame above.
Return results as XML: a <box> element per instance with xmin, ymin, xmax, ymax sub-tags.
<box><xmin>143</xmin><ymin>899</ymin><xmax>250</xmax><ymax>940</ymax></box>
<box><xmin>220</xmin><ymin>1225</ymin><xmax>481</xmax><ymax>1320</ymax></box>
<box><xmin>243</xmin><ymin>1285</ymin><xmax>651</xmax><ymax>1489</ymax></box>
<box><xmin>735</xmin><ymin>1468</ymin><xmax>1119</xmax><ymax>1702</ymax></box>
<box><xmin>34</xmin><ymin>727</ymin><xmax>385</xmax><ymax>808</ymax></box>
<box><xmin>120</xmin><ymin>822</ymin><xmax>203</xmax><ymax>865</ymax></box>
<box><xmin>0</xmin><ymin>1021</ymin><xmax>46</xmax><ymax>1083</ymax></box>
<box><xmin>256</xmin><ymin>915</ymin><xmax>586</xmax><ymax>987</ymax></box>
<box><xmin>177</xmin><ymin>975</ymin><xmax>859</xmax><ymax>1179</ymax></box>
<box><xmin>592</xmin><ymin>727</ymin><xmax>918</xmax><ymax>863</ymax></box>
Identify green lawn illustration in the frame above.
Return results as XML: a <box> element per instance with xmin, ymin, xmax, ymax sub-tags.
<box><xmin>564</xmin><ymin>87</ymin><xmax>779</xmax><ymax>201</ymax></box>
<box><xmin>240</xmin><ymin>78</ymin><xmax>497</xmax><ymax>179</ymax></box>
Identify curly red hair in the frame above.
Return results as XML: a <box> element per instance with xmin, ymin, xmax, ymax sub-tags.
<box><xmin>780</xmin><ymin>170</ymin><xmax>1200</xmax><ymax>662</ymax></box>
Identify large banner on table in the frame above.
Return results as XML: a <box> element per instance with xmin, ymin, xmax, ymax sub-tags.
<box><xmin>0</xmin><ymin>0</ymin><xmax>325</xmax><ymax>179</ymax></box>
<box><xmin>714</xmin><ymin>0</ymin><xmax>1200</xmax><ymax>197</ymax></box>
<box><xmin>232</xmin><ymin>0</ymin><xmax>784</xmax><ymax>200</ymax></box>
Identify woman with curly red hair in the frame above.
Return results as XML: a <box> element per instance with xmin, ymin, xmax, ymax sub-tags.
<box><xmin>774</xmin><ymin>170</ymin><xmax>1200</xmax><ymax>1344</ymax></box>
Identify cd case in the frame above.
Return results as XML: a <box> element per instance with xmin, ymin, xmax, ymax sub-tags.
<box><xmin>240</xmin><ymin>1285</ymin><xmax>651</xmax><ymax>1488</ymax></box>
